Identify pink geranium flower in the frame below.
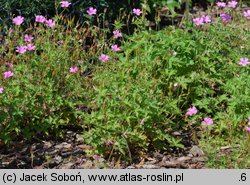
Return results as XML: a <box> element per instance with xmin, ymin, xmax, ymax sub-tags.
<box><xmin>113</xmin><ymin>30</ymin><xmax>122</xmax><ymax>38</ymax></box>
<box><xmin>243</xmin><ymin>10</ymin><xmax>250</xmax><ymax>19</ymax></box>
<box><xmin>220</xmin><ymin>13</ymin><xmax>231</xmax><ymax>23</ymax></box>
<box><xmin>24</xmin><ymin>34</ymin><xmax>34</xmax><ymax>42</ymax></box>
<box><xmin>13</xmin><ymin>16</ymin><xmax>24</xmax><ymax>26</ymax></box>
<box><xmin>133</xmin><ymin>8</ymin><xmax>143</xmax><ymax>16</ymax></box>
<box><xmin>238</xmin><ymin>58</ymin><xmax>250</xmax><ymax>66</ymax></box>
<box><xmin>60</xmin><ymin>1</ymin><xmax>71</xmax><ymax>8</ymax></box>
<box><xmin>0</xmin><ymin>87</ymin><xmax>4</xmax><ymax>94</ymax></box>
<box><xmin>202</xmin><ymin>118</ymin><xmax>213</xmax><ymax>125</ymax></box>
<box><xmin>69</xmin><ymin>66</ymin><xmax>78</xmax><ymax>73</ymax></box>
<box><xmin>193</xmin><ymin>17</ymin><xmax>204</xmax><ymax>26</ymax></box>
<box><xmin>16</xmin><ymin>46</ymin><xmax>27</xmax><ymax>54</ymax></box>
<box><xmin>193</xmin><ymin>15</ymin><xmax>211</xmax><ymax>26</ymax></box>
<box><xmin>99</xmin><ymin>54</ymin><xmax>110</xmax><ymax>62</ymax></box>
<box><xmin>140</xmin><ymin>119</ymin><xmax>145</xmax><ymax>125</ymax></box>
<box><xmin>111</xmin><ymin>44</ymin><xmax>121</xmax><ymax>51</ymax></box>
<box><xmin>35</xmin><ymin>15</ymin><xmax>46</xmax><ymax>23</ymax></box>
<box><xmin>245</xmin><ymin>126</ymin><xmax>250</xmax><ymax>133</ymax></box>
<box><xmin>216</xmin><ymin>2</ymin><xmax>226</xmax><ymax>8</ymax></box>
<box><xmin>4</xmin><ymin>71</ymin><xmax>14</xmax><ymax>79</ymax></box>
<box><xmin>228</xmin><ymin>0</ymin><xmax>238</xmax><ymax>9</ymax></box>
<box><xmin>26</xmin><ymin>44</ymin><xmax>36</xmax><ymax>51</ymax></box>
<box><xmin>87</xmin><ymin>7</ymin><xmax>97</xmax><ymax>16</ymax></box>
<box><xmin>186</xmin><ymin>106</ymin><xmax>198</xmax><ymax>116</ymax></box>
<box><xmin>202</xmin><ymin>15</ymin><xmax>211</xmax><ymax>23</ymax></box>
<box><xmin>45</xmin><ymin>19</ymin><xmax>56</xmax><ymax>27</ymax></box>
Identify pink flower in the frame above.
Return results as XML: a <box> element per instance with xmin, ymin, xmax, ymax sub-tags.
<box><xmin>87</xmin><ymin>7</ymin><xmax>97</xmax><ymax>16</ymax></box>
<box><xmin>35</xmin><ymin>15</ymin><xmax>46</xmax><ymax>23</ymax></box>
<box><xmin>113</xmin><ymin>30</ymin><xmax>122</xmax><ymax>38</ymax></box>
<box><xmin>26</xmin><ymin>44</ymin><xmax>36</xmax><ymax>51</ymax></box>
<box><xmin>243</xmin><ymin>10</ymin><xmax>250</xmax><ymax>19</ymax></box>
<box><xmin>16</xmin><ymin>46</ymin><xmax>27</xmax><ymax>54</ymax></box>
<box><xmin>216</xmin><ymin>2</ymin><xmax>226</xmax><ymax>8</ymax></box>
<box><xmin>60</xmin><ymin>1</ymin><xmax>71</xmax><ymax>8</ymax></box>
<box><xmin>69</xmin><ymin>66</ymin><xmax>78</xmax><ymax>73</ymax></box>
<box><xmin>193</xmin><ymin>17</ymin><xmax>204</xmax><ymax>26</ymax></box>
<box><xmin>186</xmin><ymin>106</ymin><xmax>198</xmax><ymax>116</ymax></box>
<box><xmin>24</xmin><ymin>34</ymin><xmax>34</xmax><ymax>42</ymax></box>
<box><xmin>248</xmin><ymin>117</ymin><xmax>250</xmax><ymax>123</ymax></box>
<box><xmin>238</xmin><ymin>58</ymin><xmax>250</xmax><ymax>66</ymax></box>
<box><xmin>245</xmin><ymin>126</ymin><xmax>250</xmax><ymax>133</ymax></box>
<box><xmin>0</xmin><ymin>87</ymin><xmax>4</xmax><ymax>94</ymax></box>
<box><xmin>4</xmin><ymin>71</ymin><xmax>14</xmax><ymax>79</ymax></box>
<box><xmin>228</xmin><ymin>0</ymin><xmax>238</xmax><ymax>9</ymax></box>
<box><xmin>111</xmin><ymin>44</ymin><xmax>121</xmax><ymax>51</ymax></box>
<box><xmin>133</xmin><ymin>8</ymin><xmax>143</xmax><ymax>16</ymax></box>
<box><xmin>13</xmin><ymin>16</ymin><xmax>24</xmax><ymax>26</ymax></box>
<box><xmin>202</xmin><ymin>117</ymin><xmax>213</xmax><ymax>125</ymax></box>
<box><xmin>99</xmin><ymin>54</ymin><xmax>110</xmax><ymax>62</ymax></box>
<box><xmin>220</xmin><ymin>13</ymin><xmax>231</xmax><ymax>23</ymax></box>
<box><xmin>202</xmin><ymin>15</ymin><xmax>211</xmax><ymax>23</ymax></box>
<box><xmin>140</xmin><ymin>119</ymin><xmax>145</xmax><ymax>125</ymax></box>
<box><xmin>45</xmin><ymin>19</ymin><xmax>56</xmax><ymax>27</ymax></box>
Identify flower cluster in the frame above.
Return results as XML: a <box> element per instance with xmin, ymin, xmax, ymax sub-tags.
<box><xmin>185</xmin><ymin>106</ymin><xmax>214</xmax><ymax>126</ymax></box>
<box><xmin>193</xmin><ymin>1</ymin><xmax>250</xmax><ymax>26</ymax></box>
<box><xmin>16</xmin><ymin>44</ymin><xmax>36</xmax><ymax>54</ymax></box>
<box><xmin>216</xmin><ymin>1</ymin><xmax>238</xmax><ymax>9</ymax></box>
<box><xmin>216</xmin><ymin>2</ymin><xmax>226</xmax><ymax>8</ymax></box>
<box><xmin>193</xmin><ymin>15</ymin><xmax>211</xmax><ymax>26</ymax></box>
<box><xmin>13</xmin><ymin>15</ymin><xmax>57</xmax><ymax>28</ymax></box>
<box><xmin>186</xmin><ymin>101</ymin><xmax>250</xmax><ymax>132</ymax></box>
<box><xmin>16</xmin><ymin>34</ymin><xmax>36</xmax><ymax>54</ymax></box>
<box><xmin>35</xmin><ymin>15</ymin><xmax>56</xmax><ymax>27</ymax></box>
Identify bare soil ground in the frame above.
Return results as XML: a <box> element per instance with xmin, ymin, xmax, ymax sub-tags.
<box><xmin>0</xmin><ymin>127</ymin><xmax>206</xmax><ymax>169</ymax></box>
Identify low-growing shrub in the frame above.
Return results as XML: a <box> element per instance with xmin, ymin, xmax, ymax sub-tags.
<box><xmin>82</xmin><ymin>15</ymin><xmax>249</xmax><ymax>158</ymax></box>
<box><xmin>0</xmin><ymin>1</ymin><xmax>249</xmax><ymax>164</ymax></box>
<box><xmin>0</xmin><ymin>16</ymin><xmax>109</xmax><ymax>142</ymax></box>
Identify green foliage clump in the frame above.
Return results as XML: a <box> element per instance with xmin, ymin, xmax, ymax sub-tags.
<box><xmin>0</xmin><ymin>1</ymin><xmax>249</xmax><ymax>165</ymax></box>
<box><xmin>83</xmin><ymin>21</ymin><xmax>250</xmax><ymax>158</ymax></box>
<box><xmin>0</xmin><ymin>19</ymin><xmax>106</xmax><ymax>142</ymax></box>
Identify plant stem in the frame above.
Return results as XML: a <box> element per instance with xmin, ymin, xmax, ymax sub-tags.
<box><xmin>185</xmin><ymin>0</ymin><xmax>190</xmax><ymax>22</ymax></box>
